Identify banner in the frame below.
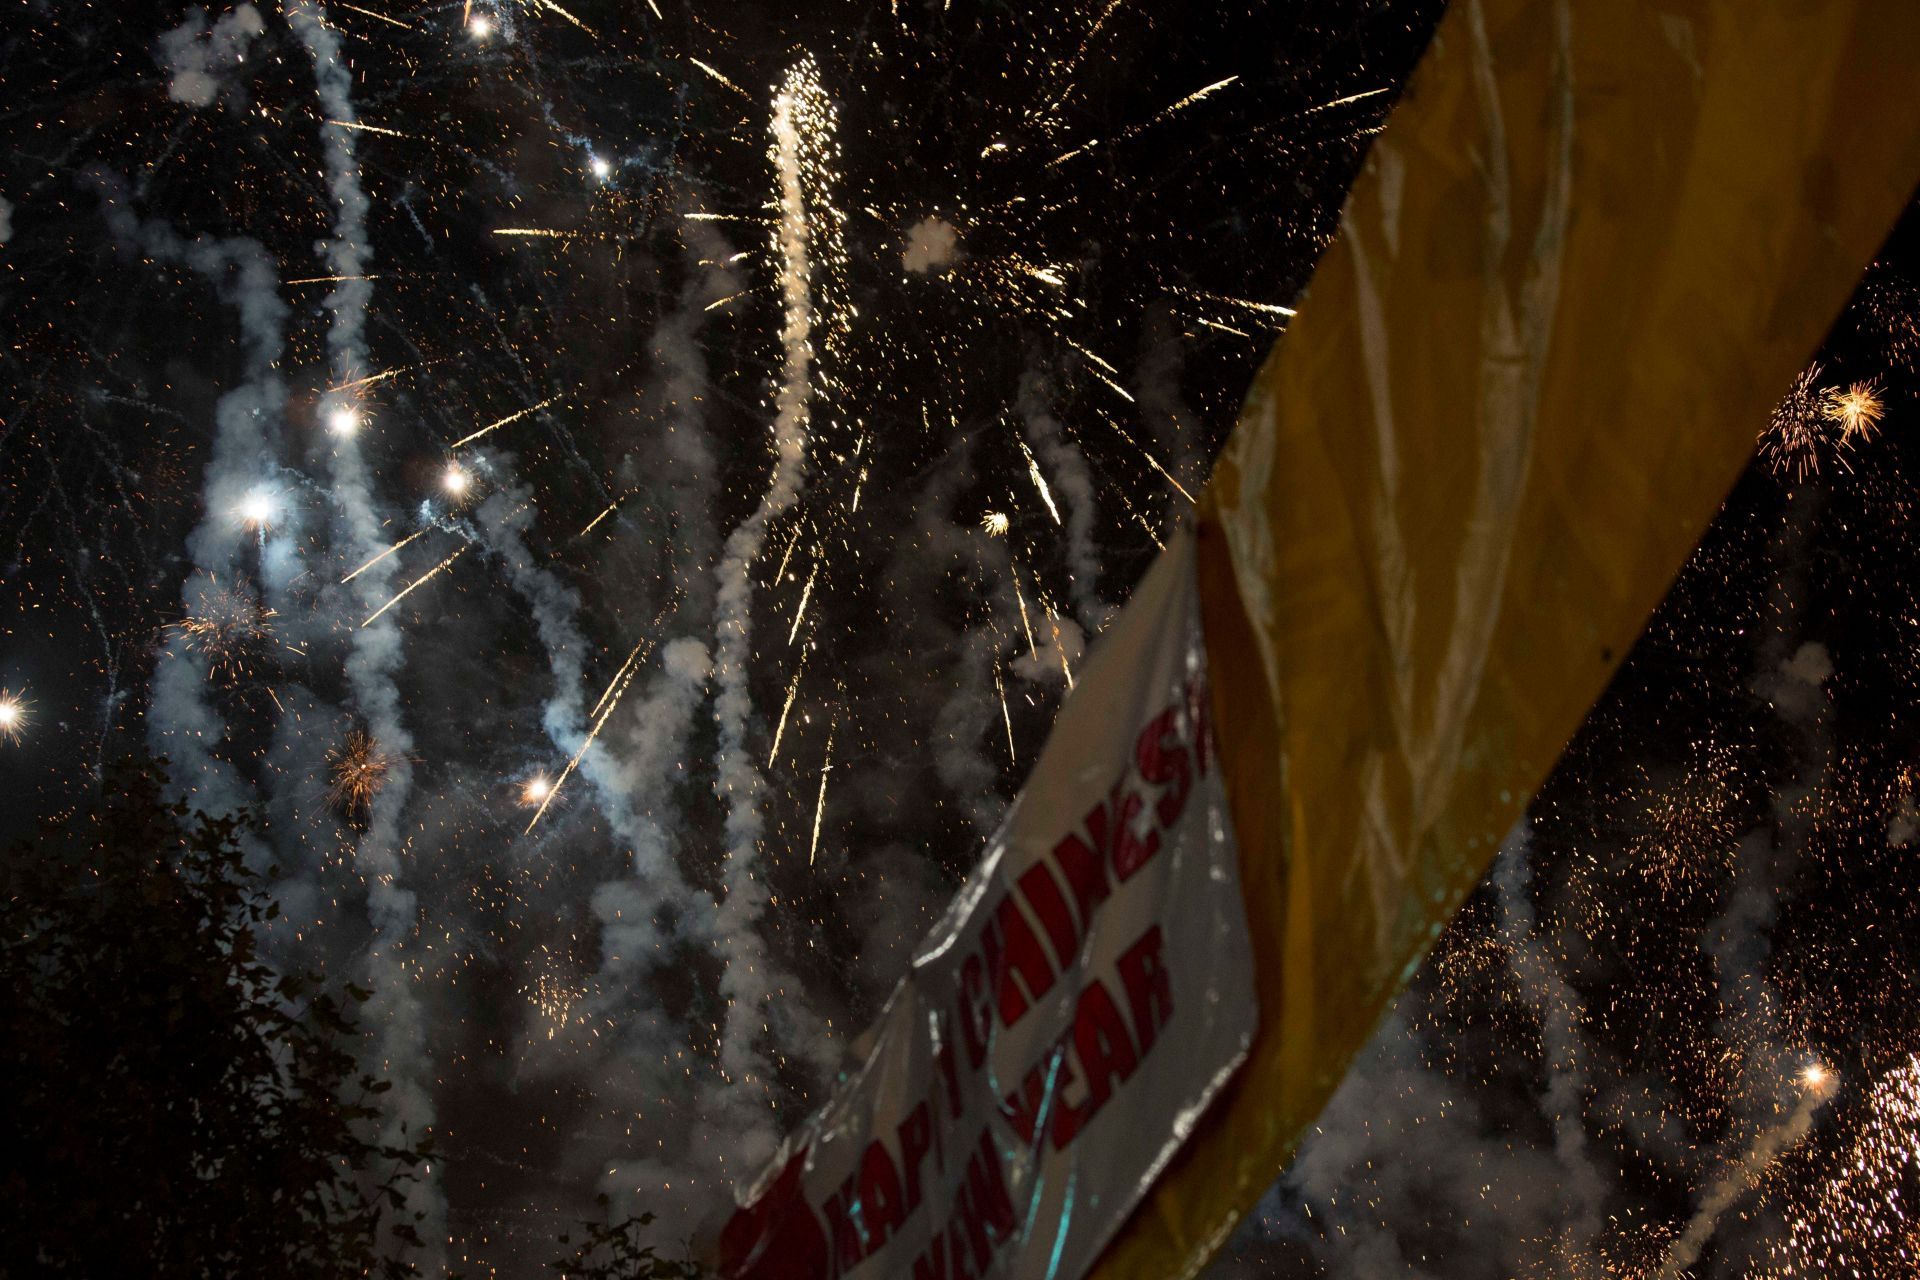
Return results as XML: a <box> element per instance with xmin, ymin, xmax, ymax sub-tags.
<box><xmin>718</xmin><ymin>531</ymin><xmax>1254</xmax><ymax>1280</ymax></box>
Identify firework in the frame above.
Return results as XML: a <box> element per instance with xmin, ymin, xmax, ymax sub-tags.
<box><xmin>1823</xmin><ymin>377</ymin><xmax>1885</xmax><ymax>444</ymax></box>
<box><xmin>0</xmin><ymin>689</ymin><xmax>27</xmax><ymax>743</ymax></box>
<box><xmin>235</xmin><ymin>487</ymin><xmax>278</xmax><ymax>531</ymax></box>
<box><xmin>168</xmin><ymin>576</ymin><xmax>285</xmax><ymax>686</ymax></box>
<box><xmin>326</xmin><ymin>728</ymin><xmax>398</xmax><ymax>819</ymax></box>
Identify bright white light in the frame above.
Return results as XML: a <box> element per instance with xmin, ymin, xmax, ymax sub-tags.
<box><xmin>0</xmin><ymin>691</ymin><xmax>24</xmax><ymax>742</ymax></box>
<box><xmin>588</xmin><ymin>154</ymin><xmax>612</xmax><ymax>181</ymax></box>
<box><xmin>1802</xmin><ymin>1061</ymin><xmax>1833</xmax><ymax>1091</ymax></box>
<box><xmin>238</xmin><ymin>488</ymin><xmax>276</xmax><ymax>528</ymax></box>
<box><xmin>467</xmin><ymin>13</ymin><xmax>493</xmax><ymax>39</ymax></box>
<box><xmin>521</xmin><ymin>775</ymin><xmax>553</xmax><ymax>805</ymax></box>
<box><xmin>327</xmin><ymin>405</ymin><xmax>360</xmax><ymax>435</ymax></box>
<box><xmin>443</xmin><ymin>465</ymin><xmax>470</xmax><ymax>496</ymax></box>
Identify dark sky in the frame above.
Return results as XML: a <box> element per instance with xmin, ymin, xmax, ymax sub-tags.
<box><xmin>10</xmin><ymin>3</ymin><xmax>1920</xmax><ymax>1279</ymax></box>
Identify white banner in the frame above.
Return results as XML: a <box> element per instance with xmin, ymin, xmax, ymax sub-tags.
<box><xmin>718</xmin><ymin>530</ymin><xmax>1256</xmax><ymax>1280</ymax></box>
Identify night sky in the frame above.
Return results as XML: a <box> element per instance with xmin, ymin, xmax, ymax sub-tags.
<box><xmin>6</xmin><ymin>2</ymin><xmax>1919</xmax><ymax>1278</ymax></box>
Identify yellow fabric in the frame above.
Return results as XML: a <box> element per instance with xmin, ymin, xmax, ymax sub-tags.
<box><xmin>1092</xmin><ymin>2</ymin><xmax>1920</xmax><ymax>1276</ymax></box>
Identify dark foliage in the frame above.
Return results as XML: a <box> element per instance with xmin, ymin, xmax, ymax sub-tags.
<box><xmin>551</xmin><ymin>1198</ymin><xmax>707</xmax><ymax>1280</ymax></box>
<box><xmin>0</xmin><ymin>759</ymin><xmax>429</xmax><ymax>1278</ymax></box>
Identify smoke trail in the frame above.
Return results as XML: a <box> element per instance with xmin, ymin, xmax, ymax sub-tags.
<box><xmin>1654</xmin><ymin>1071</ymin><xmax>1834</xmax><ymax>1280</ymax></box>
<box><xmin>287</xmin><ymin>2</ymin><xmax>443</xmax><ymax>1252</ymax></box>
<box><xmin>1018</xmin><ymin>367</ymin><xmax>1112</xmax><ymax>634</ymax></box>
<box><xmin>90</xmin><ymin>174</ymin><xmax>289</xmax><ymax>824</ymax></box>
<box><xmin>1493</xmin><ymin>833</ymin><xmax>1610</xmax><ymax>1277</ymax></box>
<box><xmin>155</xmin><ymin>4</ymin><xmax>266</xmax><ymax>107</ymax></box>
<box><xmin>708</xmin><ymin>61</ymin><xmax>836</xmax><ymax>1088</ymax></box>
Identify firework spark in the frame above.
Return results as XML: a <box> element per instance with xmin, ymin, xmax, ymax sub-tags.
<box><xmin>168</xmin><ymin>575</ymin><xmax>286</xmax><ymax>685</ymax></box>
<box><xmin>1824</xmin><ymin>378</ymin><xmax>1885</xmax><ymax>444</ymax></box>
<box><xmin>0</xmin><ymin>689</ymin><xmax>28</xmax><ymax>743</ymax></box>
<box><xmin>326</xmin><ymin>727</ymin><xmax>398</xmax><ymax>819</ymax></box>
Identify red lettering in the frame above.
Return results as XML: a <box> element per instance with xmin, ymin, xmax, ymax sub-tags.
<box><xmin>1000</xmin><ymin>1048</ymin><xmax>1066</xmax><ymax>1148</ymax></box>
<box><xmin>821</xmin><ymin>1180</ymin><xmax>867</xmax><ymax>1276</ymax></box>
<box><xmin>1053</xmin><ymin>979</ymin><xmax>1140</xmax><ymax>1147</ymax></box>
<box><xmin>1135</xmin><ymin>707</ymin><xmax>1194</xmax><ymax>830</ymax></box>
<box><xmin>954</xmin><ymin>1129</ymin><xmax>1016</xmax><ymax>1274</ymax></box>
<box><xmin>1050</xmin><ymin>822</ymin><xmax>1112</xmax><ymax>932</ymax></box>
<box><xmin>947</xmin><ymin>1224</ymin><xmax>979</xmax><ymax>1280</ymax></box>
<box><xmin>716</xmin><ymin>1148</ymin><xmax>828</xmax><ymax>1280</ymax></box>
<box><xmin>992</xmin><ymin>894</ymin><xmax>1057</xmax><ymax>1027</ymax></box>
<box><xmin>1015</xmin><ymin>859</ymin><xmax>1080</xmax><ymax>968</ymax></box>
<box><xmin>911</xmin><ymin>1237</ymin><xmax>949</xmax><ymax>1280</ymax></box>
<box><xmin>856</xmin><ymin>1139</ymin><xmax>907</xmax><ymax>1253</ymax></box>
<box><xmin>1116</xmin><ymin>923</ymin><xmax>1174</xmax><ymax>1057</ymax></box>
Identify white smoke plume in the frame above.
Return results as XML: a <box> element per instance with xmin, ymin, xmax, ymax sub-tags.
<box><xmin>0</xmin><ymin>196</ymin><xmax>13</xmax><ymax>245</ymax></box>
<box><xmin>1653</xmin><ymin>1072</ymin><xmax>1834</xmax><ymax>1280</ymax></box>
<box><xmin>1019</xmin><ymin>367</ymin><xmax>1113</xmax><ymax>634</ymax></box>
<box><xmin>155</xmin><ymin>4</ymin><xmax>265</xmax><ymax>107</ymax></box>
<box><xmin>1493</xmin><ymin>833</ymin><xmax>1611</xmax><ymax>1276</ymax></box>
<box><xmin>90</xmin><ymin>173</ymin><xmax>289</xmax><ymax>825</ymax></box>
<box><xmin>708</xmin><ymin>65</ymin><xmax>835</xmax><ymax>1090</ymax></box>
<box><xmin>901</xmin><ymin>215</ymin><xmax>960</xmax><ymax>274</ymax></box>
<box><xmin>287</xmin><ymin>2</ymin><xmax>443</xmax><ymax>1252</ymax></box>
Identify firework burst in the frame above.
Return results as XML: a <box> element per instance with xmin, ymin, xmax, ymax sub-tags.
<box><xmin>325</xmin><ymin>728</ymin><xmax>399</xmax><ymax>821</ymax></box>
<box><xmin>167</xmin><ymin>575</ymin><xmax>285</xmax><ymax>686</ymax></box>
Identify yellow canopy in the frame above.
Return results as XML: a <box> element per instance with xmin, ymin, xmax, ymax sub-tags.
<box><xmin>1095</xmin><ymin>2</ymin><xmax>1920</xmax><ymax>1275</ymax></box>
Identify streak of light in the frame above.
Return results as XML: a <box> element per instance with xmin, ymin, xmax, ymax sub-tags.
<box><xmin>1297</xmin><ymin>86</ymin><xmax>1392</xmax><ymax>118</ymax></box>
<box><xmin>1100</xmin><ymin>414</ymin><xmax>1194</xmax><ymax>503</ymax></box>
<box><xmin>1168</xmin><ymin>286</ymin><xmax>1296</xmax><ymax>318</ymax></box>
<box><xmin>579</xmin><ymin>493</ymin><xmax>632</xmax><ymax>536</ymax></box>
<box><xmin>994</xmin><ymin>664</ymin><xmax>1015</xmax><ymax>763</ymax></box>
<box><xmin>1050</xmin><ymin>75</ymin><xmax>1240</xmax><ymax>166</ymax></box>
<box><xmin>530</xmin><ymin>0</ymin><xmax>597</xmax><ymax>37</ymax></box>
<box><xmin>528</xmin><ymin>633</ymin><xmax>653</xmax><ymax>834</ymax></box>
<box><xmin>588</xmin><ymin>601</ymin><xmax>677</xmax><ymax>718</ymax></box>
<box><xmin>1018</xmin><ymin>439</ymin><xmax>1062</xmax><ymax>523</ymax></box>
<box><xmin>289</xmin><ymin>273</ymin><xmax>382</xmax><ymax>286</ymax></box>
<box><xmin>787</xmin><ymin>561</ymin><xmax>818</xmax><ymax>644</ymax></box>
<box><xmin>1066</xmin><ymin>339</ymin><xmax>1119</xmax><ymax>375</ymax></box>
<box><xmin>361</xmin><ymin>545</ymin><xmax>469</xmax><ymax>628</ymax></box>
<box><xmin>705</xmin><ymin>289</ymin><xmax>753</xmax><ymax>312</ymax></box>
<box><xmin>325</xmin><ymin>119</ymin><xmax>417</xmax><ymax>140</ymax></box>
<box><xmin>492</xmin><ymin>227</ymin><xmax>578</xmax><ymax>239</ymax></box>
<box><xmin>689</xmin><ymin>57</ymin><xmax>752</xmax><ymax>100</ymax></box>
<box><xmin>1046</xmin><ymin>608</ymin><xmax>1076</xmax><ymax>689</ymax></box>
<box><xmin>327</xmin><ymin>365</ymin><xmax>410</xmax><ymax>393</ymax></box>
<box><xmin>808</xmin><ymin>720</ymin><xmax>835</xmax><ymax>865</ymax></box>
<box><xmin>768</xmin><ymin>663</ymin><xmax>805</xmax><ymax>766</ymax></box>
<box><xmin>1010</xmin><ymin>560</ymin><xmax>1039</xmax><ymax>660</ymax></box>
<box><xmin>342</xmin><ymin>527</ymin><xmax>428</xmax><ymax>583</ymax></box>
<box><xmin>451</xmin><ymin>392</ymin><xmax>566</xmax><ymax>448</ymax></box>
<box><xmin>334</xmin><ymin>2</ymin><xmax>413</xmax><ymax>29</ymax></box>
<box><xmin>772</xmin><ymin>519</ymin><xmax>807</xmax><ymax>584</ymax></box>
